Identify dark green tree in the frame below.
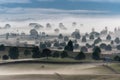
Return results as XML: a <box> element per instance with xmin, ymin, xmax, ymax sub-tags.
<box><xmin>89</xmin><ymin>34</ymin><xmax>94</xmax><ymax>40</ymax></box>
<box><xmin>115</xmin><ymin>37</ymin><xmax>120</xmax><ymax>44</ymax></box>
<box><xmin>52</xmin><ymin>51</ymin><xmax>60</xmax><ymax>58</ymax></box>
<box><xmin>42</xmin><ymin>48</ymin><xmax>52</xmax><ymax>59</ymax></box>
<box><xmin>106</xmin><ymin>34</ymin><xmax>111</xmax><ymax>40</ymax></box>
<box><xmin>82</xmin><ymin>36</ymin><xmax>87</xmax><ymax>42</ymax></box>
<box><xmin>0</xmin><ymin>44</ymin><xmax>5</xmax><ymax>51</ymax></box>
<box><xmin>75</xmin><ymin>51</ymin><xmax>86</xmax><ymax>60</ymax></box>
<box><xmin>32</xmin><ymin>46</ymin><xmax>41</xmax><ymax>58</ymax></box>
<box><xmin>9</xmin><ymin>47</ymin><xmax>19</xmax><ymax>59</ymax></box>
<box><xmin>2</xmin><ymin>55</ymin><xmax>9</xmax><ymax>60</ymax></box>
<box><xmin>64</xmin><ymin>40</ymin><xmax>74</xmax><ymax>51</ymax></box>
<box><xmin>24</xmin><ymin>49</ymin><xmax>31</xmax><ymax>56</ymax></box>
<box><xmin>92</xmin><ymin>46</ymin><xmax>101</xmax><ymax>60</ymax></box>
<box><xmin>61</xmin><ymin>51</ymin><xmax>68</xmax><ymax>58</ymax></box>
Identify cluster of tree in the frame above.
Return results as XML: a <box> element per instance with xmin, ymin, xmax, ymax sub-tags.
<box><xmin>114</xmin><ymin>55</ymin><xmax>120</xmax><ymax>61</ymax></box>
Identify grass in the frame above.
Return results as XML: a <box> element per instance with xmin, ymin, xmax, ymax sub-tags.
<box><xmin>109</xmin><ymin>63</ymin><xmax>120</xmax><ymax>73</ymax></box>
<box><xmin>0</xmin><ymin>74</ymin><xmax>120</xmax><ymax>80</ymax></box>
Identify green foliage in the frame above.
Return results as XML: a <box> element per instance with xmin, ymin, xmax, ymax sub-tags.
<box><xmin>106</xmin><ymin>34</ymin><xmax>111</xmax><ymax>40</ymax></box>
<box><xmin>82</xmin><ymin>36</ymin><xmax>87</xmax><ymax>42</ymax></box>
<box><xmin>42</xmin><ymin>48</ymin><xmax>52</xmax><ymax>59</ymax></box>
<box><xmin>9</xmin><ymin>47</ymin><xmax>19</xmax><ymax>59</ymax></box>
<box><xmin>24</xmin><ymin>49</ymin><xmax>31</xmax><ymax>56</ymax></box>
<box><xmin>61</xmin><ymin>51</ymin><xmax>68</xmax><ymax>58</ymax></box>
<box><xmin>92</xmin><ymin>46</ymin><xmax>101</xmax><ymax>60</ymax></box>
<box><xmin>75</xmin><ymin>51</ymin><xmax>86</xmax><ymax>60</ymax></box>
<box><xmin>0</xmin><ymin>44</ymin><xmax>5</xmax><ymax>51</ymax></box>
<box><xmin>2</xmin><ymin>55</ymin><xmax>9</xmax><ymax>60</ymax></box>
<box><xmin>114</xmin><ymin>56</ymin><xmax>120</xmax><ymax>61</ymax></box>
<box><xmin>32</xmin><ymin>46</ymin><xmax>41</xmax><ymax>58</ymax></box>
<box><xmin>115</xmin><ymin>37</ymin><xmax>120</xmax><ymax>44</ymax></box>
<box><xmin>64</xmin><ymin>40</ymin><xmax>74</xmax><ymax>51</ymax></box>
<box><xmin>52</xmin><ymin>51</ymin><xmax>60</xmax><ymax>58</ymax></box>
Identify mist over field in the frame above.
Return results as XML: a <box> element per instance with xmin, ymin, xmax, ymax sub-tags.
<box><xmin>0</xmin><ymin>17</ymin><xmax>120</xmax><ymax>35</ymax></box>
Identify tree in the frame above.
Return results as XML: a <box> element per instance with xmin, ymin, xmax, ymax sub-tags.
<box><xmin>54</xmin><ymin>42</ymin><xmax>60</xmax><ymax>47</ymax></box>
<box><xmin>81</xmin><ymin>46</ymin><xmax>88</xmax><ymax>52</ymax></box>
<box><xmin>2</xmin><ymin>55</ymin><xmax>9</xmax><ymax>60</ymax></box>
<box><xmin>75</xmin><ymin>51</ymin><xmax>86</xmax><ymax>60</ymax></box>
<box><xmin>82</xmin><ymin>36</ymin><xmax>87</xmax><ymax>42</ymax></box>
<box><xmin>58</xmin><ymin>34</ymin><xmax>63</xmax><ymax>39</ymax></box>
<box><xmin>24</xmin><ymin>49</ymin><xmax>31</xmax><ymax>56</ymax></box>
<box><xmin>115</xmin><ymin>37</ymin><xmax>120</xmax><ymax>44</ymax></box>
<box><xmin>9</xmin><ymin>47</ymin><xmax>19</xmax><ymax>59</ymax></box>
<box><xmin>40</xmin><ymin>42</ymin><xmax>46</xmax><ymax>49</ymax></box>
<box><xmin>100</xmin><ymin>43</ymin><xmax>107</xmax><ymax>49</ymax></box>
<box><xmin>111</xmin><ymin>40</ymin><xmax>114</xmax><ymax>45</ymax></box>
<box><xmin>89</xmin><ymin>34</ymin><xmax>94</xmax><ymax>40</ymax></box>
<box><xmin>114</xmin><ymin>55</ymin><xmax>120</xmax><ymax>61</ymax></box>
<box><xmin>92</xmin><ymin>46</ymin><xmax>101</xmax><ymax>60</ymax></box>
<box><xmin>61</xmin><ymin>51</ymin><xmax>68</xmax><ymax>58</ymax></box>
<box><xmin>116</xmin><ymin>45</ymin><xmax>120</xmax><ymax>50</ymax></box>
<box><xmin>105</xmin><ymin>45</ymin><xmax>112</xmax><ymax>51</ymax></box>
<box><xmin>42</xmin><ymin>48</ymin><xmax>52</xmax><ymax>59</ymax></box>
<box><xmin>59</xmin><ymin>42</ymin><xmax>66</xmax><ymax>47</ymax></box>
<box><xmin>64</xmin><ymin>36</ymin><xmax>69</xmax><ymax>41</ymax></box>
<box><xmin>86</xmin><ymin>43</ymin><xmax>92</xmax><ymax>48</ymax></box>
<box><xmin>94</xmin><ymin>37</ymin><xmax>102</xmax><ymax>44</ymax></box>
<box><xmin>64</xmin><ymin>40</ymin><xmax>74</xmax><ymax>51</ymax></box>
<box><xmin>30</xmin><ymin>29</ymin><xmax>38</xmax><ymax>39</ymax></box>
<box><xmin>74</xmin><ymin>43</ymin><xmax>79</xmax><ymax>49</ymax></box>
<box><xmin>52</xmin><ymin>51</ymin><xmax>60</xmax><ymax>58</ymax></box>
<box><xmin>32</xmin><ymin>46</ymin><xmax>41</xmax><ymax>58</ymax></box>
<box><xmin>45</xmin><ymin>41</ymin><xmax>52</xmax><ymax>47</ymax></box>
<box><xmin>106</xmin><ymin>34</ymin><xmax>111</xmax><ymax>40</ymax></box>
<box><xmin>0</xmin><ymin>44</ymin><xmax>5</xmax><ymax>51</ymax></box>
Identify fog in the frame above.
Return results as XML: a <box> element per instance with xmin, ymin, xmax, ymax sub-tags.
<box><xmin>0</xmin><ymin>17</ymin><xmax>120</xmax><ymax>35</ymax></box>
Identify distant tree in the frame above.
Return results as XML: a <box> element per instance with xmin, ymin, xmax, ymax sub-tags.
<box><xmin>24</xmin><ymin>49</ymin><xmax>31</xmax><ymax>56</ymax></box>
<box><xmin>64</xmin><ymin>40</ymin><xmax>74</xmax><ymax>51</ymax></box>
<box><xmin>58</xmin><ymin>34</ymin><xmax>63</xmax><ymax>39</ymax></box>
<box><xmin>30</xmin><ymin>29</ymin><xmax>38</xmax><ymax>39</ymax></box>
<box><xmin>94</xmin><ymin>37</ymin><xmax>102</xmax><ymax>44</ymax></box>
<box><xmin>54</xmin><ymin>42</ymin><xmax>60</xmax><ymax>47</ymax></box>
<box><xmin>0</xmin><ymin>44</ymin><xmax>5</xmax><ymax>51</ymax></box>
<box><xmin>45</xmin><ymin>41</ymin><xmax>52</xmax><ymax>47</ymax></box>
<box><xmin>89</xmin><ymin>34</ymin><xmax>94</xmax><ymax>40</ymax></box>
<box><xmin>111</xmin><ymin>40</ymin><xmax>114</xmax><ymax>45</ymax></box>
<box><xmin>115</xmin><ymin>37</ymin><xmax>120</xmax><ymax>44</ymax></box>
<box><xmin>81</xmin><ymin>46</ymin><xmax>88</xmax><ymax>52</ymax></box>
<box><xmin>92</xmin><ymin>46</ymin><xmax>101</xmax><ymax>60</ymax></box>
<box><xmin>71</xmin><ymin>30</ymin><xmax>81</xmax><ymax>39</ymax></box>
<box><xmin>61</xmin><ymin>51</ymin><xmax>68</xmax><ymax>58</ymax></box>
<box><xmin>74</xmin><ymin>43</ymin><xmax>79</xmax><ymax>49</ymax></box>
<box><xmin>6</xmin><ymin>33</ymin><xmax>9</xmax><ymax>40</ymax></box>
<box><xmin>105</xmin><ymin>45</ymin><xmax>112</xmax><ymax>51</ymax></box>
<box><xmin>42</xmin><ymin>48</ymin><xmax>52</xmax><ymax>59</ymax></box>
<box><xmin>2</xmin><ymin>55</ymin><xmax>9</xmax><ymax>60</ymax></box>
<box><xmin>52</xmin><ymin>51</ymin><xmax>60</xmax><ymax>58</ymax></box>
<box><xmin>59</xmin><ymin>42</ymin><xmax>66</xmax><ymax>47</ymax></box>
<box><xmin>100</xmin><ymin>43</ymin><xmax>107</xmax><ymax>49</ymax></box>
<box><xmin>64</xmin><ymin>36</ymin><xmax>69</xmax><ymax>41</ymax></box>
<box><xmin>75</xmin><ymin>51</ymin><xmax>86</xmax><ymax>60</ymax></box>
<box><xmin>32</xmin><ymin>46</ymin><xmax>41</xmax><ymax>58</ymax></box>
<box><xmin>40</xmin><ymin>42</ymin><xmax>46</xmax><ymax>49</ymax></box>
<box><xmin>116</xmin><ymin>45</ymin><xmax>120</xmax><ymax>50</ymax></box>
<box><xmin>82</xmin><ymin>36</ymin><xmax>87</xmax><ymax>42</ymax></box>
<box><xmin>9</xmin><ymin>47</ymin><xmax>19</xmax><ymax>59</ymax></box>
<box><xmin>86</xmin><ymin>43</ymin><xmax>91</xmax><ymax>48</ymax></box>
<box><xmin>114</xmin><ymin>55</ymin><xmax>120</xmax><ymax>61</ymax></box>
<box><xmin>106</xmin><ymin>34</ymin><xmax>111</xmax><ymax>40</ymax></box>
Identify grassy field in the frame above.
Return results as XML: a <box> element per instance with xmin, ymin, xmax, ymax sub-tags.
<box><xmin>0</xmin><ymin>74</ymin><xmax>120</xmax><ymax>80</ymax></box>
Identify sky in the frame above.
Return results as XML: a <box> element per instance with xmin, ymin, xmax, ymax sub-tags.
<box><xmin>0</xmin><ymin>0</ymin><xmax>119</xmax><ymax>21</ymax></box>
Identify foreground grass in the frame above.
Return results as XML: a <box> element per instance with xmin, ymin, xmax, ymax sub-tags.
<box><xmin>109</xmin><ymin>63</ymin><xmax>120</xmax><ymax>73</ymax></box>
<box><xmin>0</xmin><ymin>74</ymin><xmax>120</xmax><ymax>80</ymax></box>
